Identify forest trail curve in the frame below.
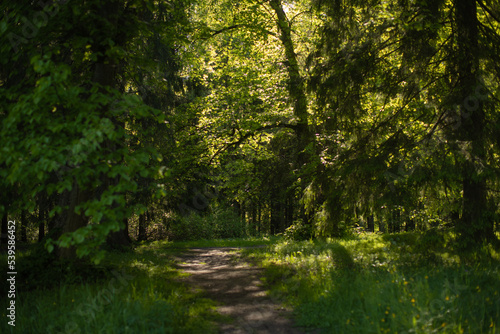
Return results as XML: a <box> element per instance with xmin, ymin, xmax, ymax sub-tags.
<box><xmin>175</xmin><ymin>247</ymin><xmax>305</xmax><ymax>334</ymax></box>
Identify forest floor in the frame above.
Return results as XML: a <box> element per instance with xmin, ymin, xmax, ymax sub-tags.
<box><xmin>175</xmin><ymin>247</ymin><xmax>305</xmax><ymax>334</ymax></box>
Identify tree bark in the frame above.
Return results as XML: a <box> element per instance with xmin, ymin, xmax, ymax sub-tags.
<box><xmin>97</xmin><ymin>1</ymin><xmax>132</xmax><ymax>250</ymax></box>
<box><xmin>240</xmin><ymin>201</ymin><xmax>246</xmax><ymax>223</ymax></box>
<box><xmin>393</xmin><ymin>207</ymin><xmax>401</xmax><ymax>233</ymax></box>
<box><xmin>138</xmin><ymin>213</ymin><xmax>147</xmax><ymax>241</ymax></box>
<box><xmin>269</xmin><ymin>0</ymin><xmax>316</xmax><ymax>230</ymax></box>
<box><xmin>270</xmin><ymin>200</ymin><xmax>279</xmax><ymax>235</ymax></box>
<box><xmin>38</xmin><ymin>196</ymin><xmax>45</xmax><ymax>242</ymax></box>
<box><xmin>59</xmin><ymin>58</ymin><xmax>119</xmax><ymax>258</ymax></box>
<box><xmin>367</xmin><ymin>214</ymin><xmax>375</xmax><ymax>232</ymax></box>
<box><xmin>59</xmin><ymin>180</ymin><xmax>92</xmax><ymax>259</ymax></box>
<box><xmin>20</xmin><ymin>210</ymin><xmax>27</xmax><ymax>243</ymax></box>
<box><xmin>454</xmin><ymin>0</ymin><xmax>493</xmax><ymax>247</ymax></box>
<box><xmin>251</xmin><ymin>201</ymin><xmax>257</xmax><ymax>233</ymax></box>
<box><xmin>107</xmin><ymin>218</ymin><xmax>132</xmax><ymax>248</ymax></box>
<box><xmin>269</xmin><ymin>0</ymin><xmax>312</xmax><ymax>165</ymax></box>
<box><xmin>257</xmin><ymin>202</ymin><xmax>261</xmax><ymax>234</ymax></box>
<box><xmin>104</xmin><ymin>175</ymin><xmax>131</xmax><ymax>249</ymax></box>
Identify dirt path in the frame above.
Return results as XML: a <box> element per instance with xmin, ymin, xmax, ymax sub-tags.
<box><xmin>176</xmin><ymin>247</ymin><xmax>304</xmax><ymax>334</ymax></box>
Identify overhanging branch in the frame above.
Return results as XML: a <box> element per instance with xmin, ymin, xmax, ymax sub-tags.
<box><xmin>208</xmin><ymin>123</ymin><xmax>297</xmax><ymax>164</ymax></box>
<box><xmin>478</xmin><ymin>0</ymin><xmax>500</xmax><ymax>24</ymax></box>
<box><xmin>202</xmin><ymin>24</ymin><xmax>277</xmax><ymax>39</ymax></box>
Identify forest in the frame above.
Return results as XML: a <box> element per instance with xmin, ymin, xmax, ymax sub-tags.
<box><xmin>1</xmin><ymin>0</ymin><xmax>500</xmax><ymax>333</ymax></box>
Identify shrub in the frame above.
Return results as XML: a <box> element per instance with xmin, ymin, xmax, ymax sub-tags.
<box><xmin>167</xmin><ymin>208</ymin><xmax>246</xmax><ymax>241</ymax></box>
<box><xmin>284</xmin><ymin>220</ymin><xmax>313</xmax><ymax>241</ymax></box>
<box><xmin>211</xmin><ymin>207</ymin><xmax>246</xmax><ymax>238</ymax></box>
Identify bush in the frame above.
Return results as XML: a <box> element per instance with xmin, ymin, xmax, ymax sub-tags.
<box><xmin>284</xmin><ymin>220</ymin><xmax>313</xmax><ymax>241</ymax></box>
<box><xmin>211</xmin><ymin>207</ymin><xmax>246</xmax><ymax>238</ymax></box>
<box><xmin>414</xmin><ymin>227</ymin><xmax>447</xmax><ymax>257</ymax></box>
<box><xmin>167</xmin><ymin>208</ymin><xmax>246</xmax><ymax>241</ymax></box>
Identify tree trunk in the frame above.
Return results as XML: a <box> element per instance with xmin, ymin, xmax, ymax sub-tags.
<box><xmin>257</xmin><ymin>202</ymin><xmax>261</xmax><ymax>234</ymax></box>
<box><xmin>104</xmin><ymin>176</ymin><xmax>131</xmax><ymax>249</ymax></box>
<box><xmin>20</xmin><ymin>210</ymin><xmax>27</xmax><ymax>243</ymax></box>
<box><xmin>138</xmin><ymin>213</ymin><xmax>147</xmax><ymax>241</ymax></box>
<box><xmin>269</xmin><ymin>0</ymin><xmax>316</xmax><ymax>229</ymax></box>
<box><xmin>270</xmin><ymin>200</ymin><xmax>280</xmax><ymax>235</ymax></box>
<box><xmin>59</xmin><ymin>180</ymin><xmax>91</xmax><ymax>259</ymax></box>
<box><xmin>388</xmin><ymin>209</ymin><xmax>394</xmax><ymax>233</ymax></box>
<box><xmin>379</xmin><ymin>220</ymin><xmax>386</xmax><ymax>233</ymax></box>
<box><xmin>240</xmin><ymin>201</ymin><xmax>246</xmax><ymax>224</ymax></box>
<box><xmin>95</xmin><ymin>3</ymin><xmax>132</xmax><ymax>250</ymax></box>
<box><xmin>454</xmin><ymin>0</ymin><xmax>493</xmax><ymax>248</ymax></box>
<box><xmin>406</xmin><ymin>216</ymin><xmax>415</xmax><ymax>231</ymax></box>
<box><xmin>279</xmin><ymin>199</ymin><xmax>285</xmax><ymax>233</ymax></box>
<box><xmin>393</xmin><ymin>208</ymin><xmax>401</xmax><ymax>233</ymax></box>
<box><xmin>251</xmin><ymin>201</ymin><xmax>257</xmax><ymax>234</ymax></box>
<box><xmin>38</xmin><ymin>202</ymin><xmax>45</xmax><ymax>242</ymax></box>
<box><xmin>58</xmin><ymin>59</ymin><xmax>126</xmax><ymax>256</ymax></box>
<box><xmin>107</xmin><ymin>218</ymin><xmax>131</xmax><ymax>248</ymax></box>
<box><xmin>367</xmin><ymin>214</ymin><xmax>375</xmax><ymax>232</ymax></box>
<box><xmin>233</xmin><ymin>200</ymin><xmax>241</xmax><ymax>219</ymax></box>
<box><xmin>269</xmin><ymin>0</ymin><xmax>312</xmax><ymax>161</ymax></box>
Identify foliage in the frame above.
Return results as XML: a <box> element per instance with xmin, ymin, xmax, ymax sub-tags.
<box><xmin>0</xmin><ymin>0</ymin><xmax>193</xmax><ymax>258</ymax></box>
<box><xmin>1</xmin><ymin>0</ymin><xmax>499</xmax><ymax>270</ymax></box>
<box><xmin>284</xmin><ymin>220</ymin><xmax>313</xmax><ymax>241</ymax></box>
<box><xmin>167</xmin><ymin>207</ymin><xmax>247</xmax><ymax>241</ymax></box>
<box><xmin>2</xmin><ymin>1</ymin><xmax>499</xmax><ymax>331</ymax></box>
<box><xmin>157</xmin><ymin>236</ymin><xmax>277</xmax><ymax>249</ymax></box>
<box><xmin>307</xmin><ymin>0</ymin><xmax>500</xmax><ymax>247</ymax></box>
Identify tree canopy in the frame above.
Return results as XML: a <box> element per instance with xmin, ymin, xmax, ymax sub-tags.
<box><xmin>1</xmin><ymin>0</ymin><xmax>499</xmax><ymax>259</ymax></box>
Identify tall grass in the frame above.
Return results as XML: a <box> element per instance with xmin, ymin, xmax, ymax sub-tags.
<box><xmin>1</xmin><ymin>241</ymin><xmax>221</xmax><ymax>334</ymax></box>
<box><xmin>244</xmin><ymin>233</ymin><xmax>500</xmax><ymax>333</ymax></box>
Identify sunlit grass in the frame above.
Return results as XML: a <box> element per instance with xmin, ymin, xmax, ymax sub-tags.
<box><xmin>3</xmin><ymin>234</ymin><xmax>498</xmax><ymax>333</ymax></box>
<box><xmin>243</xmin><ymin>232</ymin><xmax>500</xmax><ymax>333</ymax></box>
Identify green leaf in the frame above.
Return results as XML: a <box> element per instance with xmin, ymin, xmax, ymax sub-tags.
<box><xmin>74</xmin><ymin>232</ymin><xmax>85</xmax><ymax>244</ymax></box>
<box><xmin>45</xmin><ymin>241</ymin><xmax>54</xmax><ymax>253</ymax></box>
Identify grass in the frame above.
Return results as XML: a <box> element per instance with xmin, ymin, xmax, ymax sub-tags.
<box><xmin>2</xmin><ymin>233</ymin><xmax>498</xmax><ymax>333</ymax></box>
<box><xmin>146</xmin><ymin>235</ymin><xmax>278</xmax><ymax>250</ymax></box>
<box><xmin>0</xmin><ymin>240</ymin><xmax>224</xmax><ymax>334</ymax></box>
<box><xmin>242</xmin><ymin>232</ymin><xmax>500</xmax><ymax>333</ymax></box>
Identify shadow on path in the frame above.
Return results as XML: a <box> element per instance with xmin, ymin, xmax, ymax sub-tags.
<box><xmin>176</xmin><ymin>247</ymin><xmax>305</xmax><ymax>334</ymax></box>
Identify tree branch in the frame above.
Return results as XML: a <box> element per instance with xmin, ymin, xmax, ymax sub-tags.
<box><xmin>208</xmin><ymin>123</ymin><xmax>296</xmax><ymax>164</ymax></box>
<box><xmin>289</xmin><ymin>10</ymin><xmax>312</xmax><ymax>26</ymax></box>
<box><xmin>203</xmin><ymin>24</ymin><xmax>277</xmax><ymax>39</ymax></box>
<box><xmin>209</xmin><ymin>24</ymin><xmax>244</xmax><ymax>36</ymax></box>
<box><xmin>477</xmin><ymin>0</ymin><xmax>500</xmax><ymax>24</ymax></box>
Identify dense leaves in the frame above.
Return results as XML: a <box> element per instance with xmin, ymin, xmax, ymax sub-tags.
<box><xmin>1</xmin><ymin>0</ymin><xmax>499</xmax><ymax>258</ymax></box>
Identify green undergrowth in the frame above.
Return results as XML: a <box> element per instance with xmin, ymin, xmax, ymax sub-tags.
<box><xmin>1</xmin><ymin>241</ymin><xmax>223</xmax><ymax>334</ymax></box>
<box><xmin>144</xmin><ymin>235</ymin><xmax>278</xmax><ymax>250</ymax></box>
<box><xmin>242</xmin><ymin>232</ymin><xmax>500</xmax><ymax>334</ymax></box>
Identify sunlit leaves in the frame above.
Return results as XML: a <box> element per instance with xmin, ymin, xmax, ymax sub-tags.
<box><xmin>307</xmin><ymin>0</ymin><xmax>500</xmax><ymax>240</ymax></box>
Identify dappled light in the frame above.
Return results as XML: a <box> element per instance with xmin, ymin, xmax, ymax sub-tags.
<box><xmin>1</xmin><ymin>0</ymin><xmax>499</xmax><ymax>332</ymax></box>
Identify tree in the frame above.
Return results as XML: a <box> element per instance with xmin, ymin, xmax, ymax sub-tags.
<box><xmin>0</xmin><ymin>0</ymin><xmax>190</xmax><ymax>259</ymax></box>
<box><xmin>309</xmin><ymin>0</ymin><xmax>499</xmax><ymax>243</ymax></box>
<box><xmin>180</xmin><ymin>0</ymin><xmax>323</xmax><ymax>234</ymax></box>
<box><xmin>453</xmin><ymin>0</ymin><xmax>496</xmax><ymax>247</ymax></box>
